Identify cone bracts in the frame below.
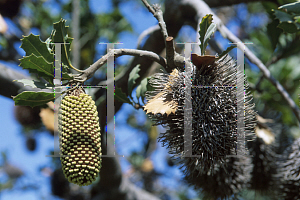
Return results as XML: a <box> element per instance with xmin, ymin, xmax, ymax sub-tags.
<box><xmin>144</xmin><ymin>54</ymin><xmax>257</xmax><ymax>175</ymax></box>
<box><xmin>59</xmin><ymin>87</ymin><xmax>101</xmax><ymax>186</ymax></box>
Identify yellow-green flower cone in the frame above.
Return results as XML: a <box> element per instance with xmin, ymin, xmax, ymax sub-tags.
<box><xmin>59</xmin><ymin>88</ymin><xmax>101</xmax><ymax>186</ymax></box>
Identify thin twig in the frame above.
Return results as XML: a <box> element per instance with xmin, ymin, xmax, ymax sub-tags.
<box><xmin>141</xmin><ymin>0</ymin><xmax>168</xmax><ymax>44</ymax></box>
<box><xmin>141</xmin><ymin>0</ymin><xmax>155</xmax><ymax>14</ymax></box>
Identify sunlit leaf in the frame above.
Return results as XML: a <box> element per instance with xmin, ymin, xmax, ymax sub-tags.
<box><xmin>19</xmin><ymin>54</ymin><xmax>54</xmax><ymax>84</ymax></box>
<box><xmin>199</xmin><ymin>14</ymin><xmax>214</xmax><ymax>55</ymax></box>
<box><xmin>279</xmin><ymin>2</ymin><xmax>300</xmax><ymax>14</ymax></box>
<box><xmin>52</xmin><ymin>19</ymin><xmax>73</xmax><ymax>70</ymax></box>
<box><xmin>20</xmin><ymin>34</ymin><xmax>54</xmax><ymax>63</ymax></box>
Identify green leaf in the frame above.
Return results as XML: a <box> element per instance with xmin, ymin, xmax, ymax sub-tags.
<box><xmin>273</xmin><ymin>9</ymin><xmax>300</xmax><ymax>33</ymax></box>
<box><xmin>136</xmin><ymin>77</ymin><xmax>149</xmax><ymax>103</ymax></box>
<box><xmin>13</xmin><ymin>79</ymin><xmax>55</xmax><ymax>89</ymax></box>
<box><xmin>115</xmin><ymin>86</ymin><xmax>131</xmax><ymax>104</ymax></box>
<box><xmin>267</xmin><ymin>18</ymin><xmax>282</xmax><ymax>50</ymax></box>
<box><xmin>277</xmin><ymin>22</ymin><xmax>300</xmax><ymax>33</ymax></box>
<box><xmin>20</xmin><ymin>34</ymin><xmax>54</xmax><ymax>63</ymax></box>
<box><xmin>203</xmin><ymin>23</ymin><xmax>216</xmax><ymax>55</ymax></box>
<box><xmin>19</xmin><ymin>54</ymin><xmax>54</xmax><ymax>84</ymax></box>
<box><xmin>279</xmin><ymin>2</ymin><xmax>300</xmax><ymax>14</ymax></box>
<box><xmin>128</xmin><ymin>64</ymin><xmax>140</xmax><ymax>99</ymax></box>
<box><xmin>217</xmin><ymin>45</ymin><xmax>236</xmax><ymax>60</ymax></box>
<box><xmin>13</xmin><ymin>91</ymin><xmax>55</xmax><ymax>107</ymax></box>
<box><xmin>199</xmin><ymin>14</ymin><xmax>214</xmax><ymax>55</ymax></box>
<box><xmin>52</xmin><ymin>19</ymin><xmax>73</xmax><ymax>70</ymax></box>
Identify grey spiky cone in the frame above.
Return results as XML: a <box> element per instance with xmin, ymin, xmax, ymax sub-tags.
<box><xmin>185</xmin><ymin>154</ymin><xmax>252</xmax><ymax>199</ymax></box>
<box><xmin>59</xmin><ymin>87</ymin><xmax>102</xmax><ymax>186</ymax></box>
<box><xmin>277</xmin><ymin>137</ymin><xmax>300</xmax><ymax>200</ymax></box>
<box><xmin>144</xmin><ymin>54</ymin><xmax>257</xmax><ymax>175</ymax></box>
<box><xmin>247</xmin><ymin>115</ymin><xmax>282</xmax><ymax>195</ymax></box>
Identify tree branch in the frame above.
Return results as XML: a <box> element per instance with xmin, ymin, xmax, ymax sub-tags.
<box><xmin>74</xmin><ymin>48</ymin><xmax>167</xmax><ymax>83</ymax></box>
<box><xmin>141</xmin><ymin>0</ymin><xmax>168</xmax><ymax>45</ymax></box>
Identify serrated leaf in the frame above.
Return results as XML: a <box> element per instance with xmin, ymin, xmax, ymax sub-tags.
<box><xmin>278</xmin><ymin>22</ymin><xmax>299</xmax><ymax>33</ymax></box>
<box><xmin>128</xmin><ymin>64</ymin><xmax>140</xmax><ymax>99</ymax></box>
<box><xmin>136</xmin><ymin>77</ymin><xmax>149</xmax><ymax>103</ymax></box>
<box><xmin>115</xmin><ymin>86</ymin><xmax>131</xmax><ymax>104</ymax></box>
<box><xmin>273</xmin><ymin>10</ymin><xmax>300</xmax><ymax>33</ymax></box>
<box><xmin>279</xmin><ymin>2</ymin><xmax>300</xmax><ymax>14</ymax></box>
<box><xmin>52</xmin><ymin>19</ymin><xmax>73</xmax><ymax>70</ymax></box>
<box><xmin>217</xmin><ymin>45</ymin><xmax>236</xmax><ymax>60</ymax></box>
<box><xmin>20</xmin><ymin>34</ymin><xmax>54</xmax><ymax>63</ymax></box>
<box><xmin>20</xmin><ymin>54</ymin><xmax>54</xmax><ymax>84</ymax></box>
<box><xmin>13</xmin><ymin>79</ymin><xmax>55</xmax><ymax>89</ymax></box>
<box><xmin>13</xmin><ymin>91</ymin><xmax>55</xmax><ymax>107</ymax></box>
<box><xmin>202</xmin><ymin>23</ymin><xmax>216</xmax><ymax>55</ymax></box>
<box><xmin>199</xmin><ymin>14</ymin><xmax>214</xmax><ymax>55</ymax></box>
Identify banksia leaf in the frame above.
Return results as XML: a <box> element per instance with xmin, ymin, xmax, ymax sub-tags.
<box><xmin>59</xmin><ymin>87</ymin><xmax>101</xmax><ymax>186</ymax></box>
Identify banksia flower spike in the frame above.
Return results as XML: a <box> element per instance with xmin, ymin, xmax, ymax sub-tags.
<box><xmin>59</xmin><ymin>87</ymin><xmax>102</xmax><ymax>186</ymax></box>
<box><xmin>144</xmin><ymin>54</ymin><xmax>257</xmax><ymax>175</ymax></box>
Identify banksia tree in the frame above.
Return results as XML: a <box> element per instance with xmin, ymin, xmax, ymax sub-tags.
<box><xmin>59</xmin><ymin>87</ymin><xmax>102</xmax><ymax>186</ymax></box>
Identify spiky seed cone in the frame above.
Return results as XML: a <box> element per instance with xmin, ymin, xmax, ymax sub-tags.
<box><xmin>247</xmin><ymin>115</ymin><xmax>281</xmax><ymax>195</ymax></box>
<box><xmin>144</xmin><ymin>54</ymin><xmax>257</xmax><ymax>175</ymax></box>
<box><xmin>277</xmin><ymin>137</ymin><xmax>300</xmax><ymax>200</ymax></box>
<box><xmin>185</xmin><ymin>155</ymin><xmax>252</xmax><ymax>199</ymax></box>
<box><xmin>59</xmin><ymin>87</ymin><xmax>102</xmax><ymax>186</ymax></box>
